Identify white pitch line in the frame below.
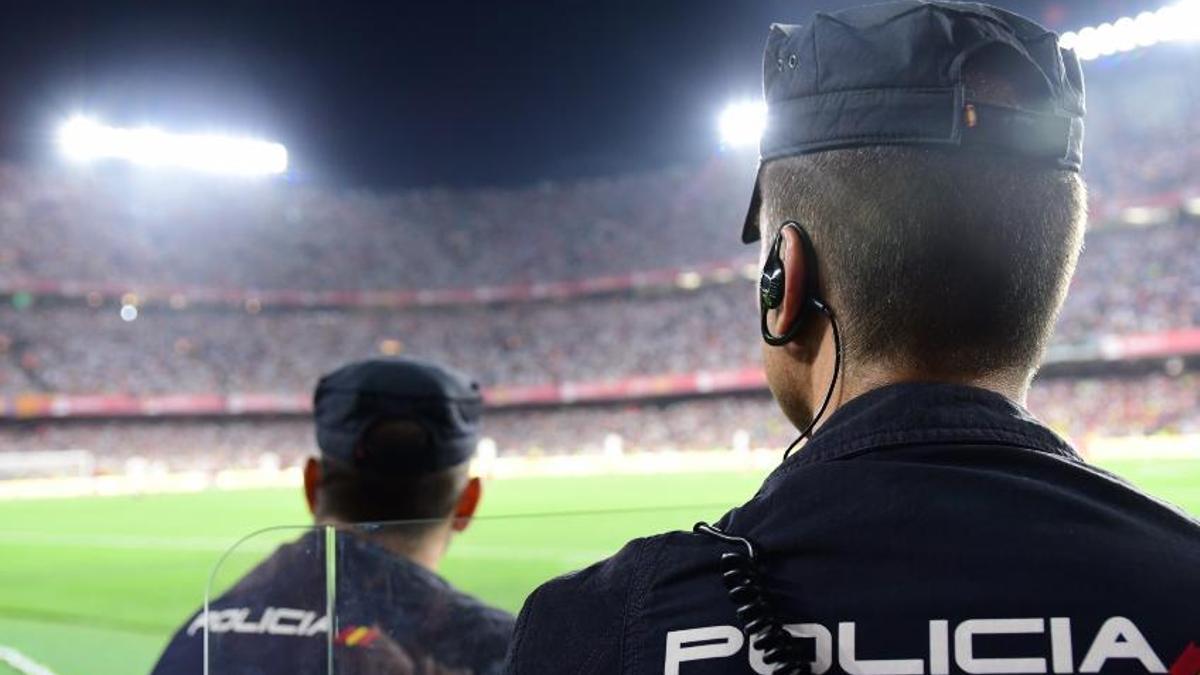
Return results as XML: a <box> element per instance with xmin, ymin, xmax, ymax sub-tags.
<box><xmin>0</xmin><ymin>645</ymin><xmax>57</xmax><ymax>675</ymax></box>
<box><xmin>0</xmin><ymin>531</ymin><xmax>281</xmax><ymax>553</ymax></box>
<box><xmin>451</xmin><ymin>543</ymin><xmax>613</xmax><ymax>566</ymax></box>
<box><xmin>0</xmin><ymin>531</ymin><xmax>612</xmax><ymax>566</ymax></box>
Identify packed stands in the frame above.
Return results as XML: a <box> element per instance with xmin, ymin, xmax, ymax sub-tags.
<box><xmin>0</xmin><ymin>284</ymin><xmax>759</xmax><ymax>393</ymax></box>
<box><xmin>1</xmin><ymin>219</ymin><xmax>1197</xmax><ymax>395</ymax></box>
<box><xmin>0</xmin><ymin>161</ymin><xmax>748</xmax><ymax>292</ymax></box>
<box><xmin>1030</xmin><ymin>374</ymin><xmax>1200</xmax><ymax>441</ymax></box>
<box><xmin>0</xmin><ymin>51</ymin><xmax>1195</xmax><ymax>296</ymax></box>
<box><xmin>1082</xmin><ymin>50</ymin><xmax>1200</xmax><ymax>205</ymax></box>
<box><xmin>0</xmin><ymin>51</ymin><xmax>1197</xmax><ymax>477</ymax></box>
<box><xmin>3</xmin><ymin>373</ymin><xmax>1197</xmax><ymax>475</ymax></box>
<box><xmin>1054</xmin><ymin>225</ymin><xmax>1200</xmax><ymax>341</ymax></box>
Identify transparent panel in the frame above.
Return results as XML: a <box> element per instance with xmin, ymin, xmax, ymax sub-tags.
<box><xmin>204</xmin><ymin>505</ymin><xmax>731</xmax><ymax>673</ymax></box>
<box><xmin>203</xmin><ymin>525</ymin><xmax>329</xmax><ymax>674</ymax></box>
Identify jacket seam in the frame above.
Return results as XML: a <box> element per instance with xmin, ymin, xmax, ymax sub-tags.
<box><xmin>781</xmin><ymin>436</ymin><xmax>1082</xmax><ymax>482</ymax></box>
<box><xmin>792</xmin><ymin>426</ymin><xmax>1075</xmax><ymax>466</ymax></box>
<box><xmin>505</xmin><ymin>583</ymin><xmax>539</xmax><ymax>672</ymax></box>
<box><xmin>622</xmin><ymin>537</ymin><xmax>665</xmax><ymax>672</ymax></box>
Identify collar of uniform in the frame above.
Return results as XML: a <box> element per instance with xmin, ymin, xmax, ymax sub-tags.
<box><xmin>774</xmin><ymin>382</ymin><xmax>1078</xmax><ymax>474</ymax></box>
<box><xmin>294</xmin><ymin>526</ymin><xmax>455</xmax><ymax>592</ymax></box>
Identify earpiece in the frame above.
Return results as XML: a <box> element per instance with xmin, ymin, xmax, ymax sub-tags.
<box><xmin>759</xmin><ymin>264</ymin><xmax>785</xmax><ymax>311</ymax></box>
<box><xmin>760</xmin><ymin>222</ymin><xmax>824</xmax><ymax>347</ymax></box>
<box><xmin>758</xmin><ymin>221</ymin><xmax>843</xmax><ymax>461</ymax></box>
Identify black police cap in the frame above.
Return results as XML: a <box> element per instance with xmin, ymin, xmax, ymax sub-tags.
<box><xmin>742</xmin><ymin>0</ymin><xmax>1086</xmax><ymax>244</ymax></box>
<box><xmin>313</xmin><ymin>357</ymin><xmax>483</xmax><ymax>474</ymax></box>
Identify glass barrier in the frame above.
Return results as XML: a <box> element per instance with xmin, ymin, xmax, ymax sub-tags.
<box><xmin>202</xmin><ymin>525</ymin><xmax>328</xmax><ymax>674</ymax></box>
<box><xmin>203</xmin><ymin>504</ymin><xmax>730</xmax><ymax>673</ymax></box>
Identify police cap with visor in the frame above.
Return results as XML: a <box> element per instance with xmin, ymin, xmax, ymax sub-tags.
<box><xmin>741</xmin><ymin>0</ymin><xmax>1086</xmax><ymax>244</ymax></box>
<box><xmin>314</xmin><ymin>357</ymin><xmax>483</xmax><ymax>474</ymax></box>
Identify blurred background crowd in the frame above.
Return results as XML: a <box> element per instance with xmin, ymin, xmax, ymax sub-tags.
<box><xmin>0</xmin><ymin>45</ymin><xmax>1197</xmax><ymax>476</ymax></box>
<box><xmin>1</xmin><ymin>222</ymin><xmax>1198</xmax><ymax>396</ymax></box>
<box><xmin>4</xmin><ymin>371</ymin><xmax>1198</xmax><ymax>475</ymax></box>
<box><xmin>0</xmin><ymin>55</ymin><xmax>1195</xmax><ymax>293</ymax></box>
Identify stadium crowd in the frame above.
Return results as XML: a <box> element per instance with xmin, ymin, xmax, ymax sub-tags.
<box><xmin>0</xmin><ymin>220</ymin><xmax>1197</xmax><ymax>395</ymax></box>
<box><xmin>3</xmin><ymin>374</ymin><xmax>1196</xmax><ymax>474</ymax></box>
<box><xmin>1053</xmin><ymin>223</ymin><xmax>1200</xmax><ymax>341</ymax></box>
<box><xmin>1081</xmin><ymin>51</ymin><xmax>1200</xmax><ymax>204</ymax></box>
<box><xmin>0</xmin><ymin>53</ymin><xmax>1196</xmax><ymax>475</ymax></box>
<box><xmin>0</xmin><ymin>54</ymin><xmax>1195</xmax><ymax>296</ymax></box>
<box><xmin>0</xmin><ymin>283</ymin><xmax>758</xmax><ymax>393</ymax></box>
<box><xmin>0</xmin><ymin>160</ymin><xmax>748</xmax><ymax>292</ymax></box>
<box><xmin>1029</xmin><ymin>373</ymin><xmax>1200</xmax><ymax>442</ymax></box>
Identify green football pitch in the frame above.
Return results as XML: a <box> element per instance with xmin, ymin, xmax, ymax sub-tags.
<box><xmin>0</xmin><ymin>459</ymin><xmax>1197</xmax><ymax>675</ymax></box>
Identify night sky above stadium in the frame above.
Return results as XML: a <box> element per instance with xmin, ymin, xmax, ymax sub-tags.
<box><xmin>0</xmin><ymin>0</ymin><xmax>1156</xmax><ymax>188</ymax></box>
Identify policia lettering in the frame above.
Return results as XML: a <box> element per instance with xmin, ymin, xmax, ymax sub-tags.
<box><xmin>186</xmin><ymin>606</ymin><xmax>329</xmax><ymax>638</ymax></box>
<box><xmin>664</xmin><ymin>617</ymin><xmax>1168</xmax><ymax>675</ymax></box>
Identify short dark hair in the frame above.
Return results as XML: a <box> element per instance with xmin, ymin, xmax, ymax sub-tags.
<box><xmin>314</xmin><ymin>420</ymin><xmax>468</xmax><ymax>527</ymax></box>
<box><xmin>759</xmin><ymin>54</ymin><xmax>1087</xmax><ymax>378</ymax></box>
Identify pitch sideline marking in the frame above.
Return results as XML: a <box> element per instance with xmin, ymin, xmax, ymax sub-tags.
<box><xmin>0</xmin><ymin>645</ymin><xmax>56</xmax><ymax>675</ymax></box>
<box><xmin>0</xmin><ymin>531</ymin><xmax>612</xmax><ymax>564</ymax></box>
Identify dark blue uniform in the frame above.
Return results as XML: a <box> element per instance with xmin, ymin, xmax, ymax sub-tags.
<box><xmin>505</xmin><ymin>384</ymin><xmax>1200</xmax><ymax>674</ymax></box>
<box><xmin>154</xmin><ymin>529</ymin><xmax>514</xmax><ymax>674</ymax></box>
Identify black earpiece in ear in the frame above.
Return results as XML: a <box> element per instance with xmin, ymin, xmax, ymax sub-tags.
<box><xmin>758</xmin><ymin>222</ymin><xmax>844</xmax><ymax>460</ymax></box>
<box><xmin>760</xmin><ymin>222</ymin><xmax>824</xmax><ymax>346</ymax></box>
<box><xmin>759</xmin><ymin>262</ymin><xmax>785</xmax><ymax>310</ymax></box>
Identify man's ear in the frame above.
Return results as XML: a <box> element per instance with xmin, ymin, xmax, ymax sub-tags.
<box><xmin>769</xmin><ymin>225</ymin><xmax>810</xmax><ymax>343</ymax></box>
<box><xmin>451</xmin><ymin>477</ymin><xmax>482</xmax><ymax>533</ymax></box>
<box><xmin>303</xmin><ymin>457</ymin><xmax>322</xmax><ymax>517</ymax></box>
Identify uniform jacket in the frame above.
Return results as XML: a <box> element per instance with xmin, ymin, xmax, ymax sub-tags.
<box><xmin>153</xmin><ymin>529</ymin><xmax>514</xmax><ymax>674</ymax></box>
<box><xmin>505</xmin><ymin>383</ymin><xmax>1200</xmax><ymax>675</ymax></box>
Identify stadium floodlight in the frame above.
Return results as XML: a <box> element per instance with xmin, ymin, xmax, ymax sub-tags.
<box><xmin>718</xmin><ymin>101</ymin><xmax>767</xmax><ymax>149</ymax></box>
<box><xmin>57</xmin><ymin>115</ymin><xmax>288</xmax><ymax>176</ymax></box>
<box><xmin>1059</xmin><ymin>0</ymin><xmax>1200</xmax><ymax>61</ymax></box>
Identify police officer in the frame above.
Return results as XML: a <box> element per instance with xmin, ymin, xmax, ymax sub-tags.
<box><xmin>154</xmin><ymin>357</ymin><xmax>514</xmax><ymax>674</ymax></box>
<box><xmin>504</xmin><ymin>3</ymin><xmax>1200</xmax><ymax>674</ymax></box>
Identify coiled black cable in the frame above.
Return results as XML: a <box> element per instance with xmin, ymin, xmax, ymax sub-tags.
<box><xmin>694</xmin><ymin>522</ymin><xmax>810</xmax><ymax>674</ymax></box>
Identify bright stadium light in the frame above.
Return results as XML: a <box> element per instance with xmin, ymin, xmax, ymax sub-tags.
<box><xmin>1059</xmin><ymin>0</ymin><xmax>1200</xmax><ymax>61</ymax></box>
<box><xmin>718</xmin><ymin>101</ymin><xmax>767</xmax><ymax>149</ymax></box>
<box><xmin>57</xmin><ymin>115</ymin><xmax>288</xmax><ymax>176</ymax></box>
